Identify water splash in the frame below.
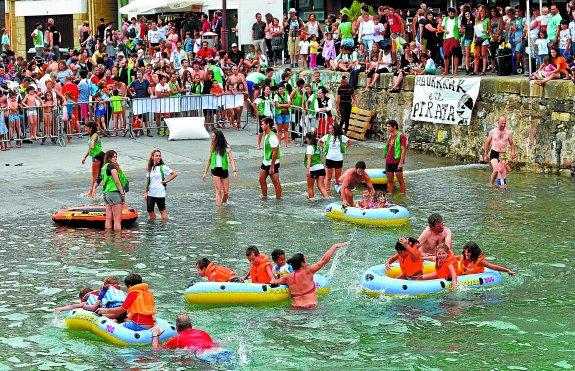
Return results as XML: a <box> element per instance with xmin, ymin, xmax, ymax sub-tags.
<box><xmin>51</xmin><ymin>313</ymin><xmax>64</xmax><ymax>328</ymax></box>
<box><xmin>237</xmin><ymin>338</ymin><xmax>249</xmax><ymax>365</ymax></box>
<box><xmin>326</xmin><ymin>229</ymin><xmax>356</xmax><ymax>279</ymax></box>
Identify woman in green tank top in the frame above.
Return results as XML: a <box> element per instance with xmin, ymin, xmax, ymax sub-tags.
<box><xmin>91</xmin><ymin>150</ymin><xmax>128</xmax><ymax>230</ymax></box>
<box><xmin>82</xmin><ymin>123</ymin><xmax>104</xmax><ymax>197</ymax></box>
<box><xmin>202</xmin><ymin>130</ymin><xmax>238</xmax><ymax>206</ymax></box>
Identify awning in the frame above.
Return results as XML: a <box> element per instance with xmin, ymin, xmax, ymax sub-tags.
<box><xmin>119</xmin><ymin>0</ymin><xmax>203</xmax><ymax>15</ymax></box>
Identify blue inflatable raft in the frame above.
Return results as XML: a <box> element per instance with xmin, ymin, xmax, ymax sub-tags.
<box><xmin>64</xmin><ymin>309</ymin><xmax>177</xmax><ymax>346</ymax></box>
<box><xmin>324</xmin><ymin>202</ymin><xmax>410</xmax><ymax>226</ymax></box>
<box><xmin>360</xmin><ymin>262</ymin><xmax>503</xmax><ymax>297</ymax></box>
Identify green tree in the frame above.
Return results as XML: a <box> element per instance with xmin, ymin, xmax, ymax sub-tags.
<box><xmin>340</xmin><ymin>0</ymin><xmax>376</xmax><ymax>22</ymax></box>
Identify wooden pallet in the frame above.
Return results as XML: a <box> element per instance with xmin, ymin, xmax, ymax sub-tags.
<box><xmin>346</xmin><ymin>107</ymin><xmax>375</xmax><ymax>141</ymax></box>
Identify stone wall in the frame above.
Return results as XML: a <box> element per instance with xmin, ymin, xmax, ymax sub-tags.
<box><xmin>297</xmin><ymin>70</ymin><xmax>574</xmax><ymax>176</ymax></box>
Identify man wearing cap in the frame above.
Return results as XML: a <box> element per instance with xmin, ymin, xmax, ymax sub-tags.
<box><xmin>252</xmin><ymin>13</ymin><xmax>267</xmax><ymax>55</ymax></box>
<box><xmin>284</xmin><ymin>8</ymin><xmax>304</xmax><ymax>67</ymax></box>
<box><xmin>228</xmin><ymin>43</ymin><xmax>245</xmax><ymax>69</ymax></box>
<box><xmin>336</xmin><ymin>75</ymin><xmax>356</xmax><ymax>134</ymax></box>
<box><xmin>440</xmin><ymin>8</ymin><xmax>461</xmax><ymax>75</ymax></box>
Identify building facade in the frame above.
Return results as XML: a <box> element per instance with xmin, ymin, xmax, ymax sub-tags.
<box><xmin>5</xmin><ymin>0</ymin><xmax>118</xmax><ymax>57</ymax></box>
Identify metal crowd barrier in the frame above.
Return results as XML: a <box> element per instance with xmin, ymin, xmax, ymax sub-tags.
<box><xmin>129</xmin><ymin>93</ymin><xmax>247</xmax><ymax>137</ymax></box>
<box><xmin>1</xmin><ymin>104</ymin><xmax>63</xmax><ymax>147</ymax></box>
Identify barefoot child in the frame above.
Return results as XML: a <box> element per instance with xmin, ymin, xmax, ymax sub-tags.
<box><xmin>110</xmin><ymin>89</ymin><xmax>125</xmax><ymax>136</ymax></box>
<box><xmin>495</xmin><ymin>155</ymin><xmax>511</xmax><ymax>189</ymax></box>
<box><xmin>22</xmin><ymin>86</ymin><xmax>41</xmax><ymax>140</ymax></box>
<box><xmin>7</xmin><ymin>92</ymin><xmax>22</xmax><ymax>148</ymax></box>
<box><xmin>0</xmin><ymin>107</ymin><xmax>7</xmax><ymax>151</ymax></box>
<box><xmin>41</xmin><ymin>92</ymin><xmax>56</xmax><ymax>144</ymax></box>
<box><xmin>93</xmin><ymin>93</ymin><xmax>108</xmax><ymax>135</ymax></box>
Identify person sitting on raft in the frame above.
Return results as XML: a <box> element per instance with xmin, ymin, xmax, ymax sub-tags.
<box><xmin>196</xmin><ymin>258</ymin><xmax>242</xmax><ymax>282</ymax></box>
<box><xmin>339</xmin><ymin>161</ymin><xmax>375</xmax><ymax>207</ymax></box>
<box><xmin>54</xmin><ymin>287</ymin><xmax>99</xmax><ymax>314</ymax></box>
<box><xmin>458</xmin><ymin>241</ymin><xmax>516</xmax><ymax>276</ymax></box>
<box><xmin>385</xmin><ymin>237</ymin><xmax>424</xmax><ymax>280</ymax></box>
<box><xmin>97</xmin><ymin>273</ymin><xmax>156</xmax><ymax>331</ymax></box>
<box><xmin>272</xmin><ymin>242</ymin><xmax>347</xmax><ymax>309</ymax></box>
<box><xmin>54</xmin><ymin>276</ymin><xmax>127</xmax><ymax>314</ymax></box>
<box><xmin>151</xmin><ymin>314</ymin><xmax>217</xmax><ymax>351</ymax></box>
<box><xmin>271</xmin><ymin>249</ymin><xmax>293</xmax><ymax>279</ymax></box>
<box><xmin>82</xmin><ymin>276</ymin><xmax>127</xmax><ymax>313</ymax></box>
<box><xmin>243</xmin><ymin>246</ymin><xmax>274</xmax><ymax>284</ymax></box>
<box><xmin>355</xmin><ymin>189</ymin><xmax>371</xmax><ymax>208</ymax></box>
<box><xmin>422</xmin><ymin>243</ymin><xmax>458</xmax><ymax>291</ymax></box>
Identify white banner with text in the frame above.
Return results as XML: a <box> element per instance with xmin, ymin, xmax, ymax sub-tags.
<box><xmin>411</xmin><ymin>76</ymin><xmax>481</xmax><ymax>125</ymax></box>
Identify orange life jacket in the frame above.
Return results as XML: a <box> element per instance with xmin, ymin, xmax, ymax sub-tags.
<box><xmin>435</xmin><ymin>256</ymin><xmax>457</xmax><ymax>279</ymax></box>
<box><xmin>205</xmin><ymin>262</ymin><xmax>237</xmax><ymax>282</ymax></box>
<box><xmin>458</xmin><ymin>255</ymin><xmax>485</xmax><ymax>275</ymax></box>
<box><xmin>126</xmin><ymin>283</ymin><xmax>156</xmax><ymax>319</ymax></box>
<box><xmin>398</xmin><ymin>249</ymin><xmax>424</xmax><ymax>278</ymax></box>
<box><xmin>249</xmin><ymin>254</ymin><xmax>272</xmax><ymax>284</ymax></box>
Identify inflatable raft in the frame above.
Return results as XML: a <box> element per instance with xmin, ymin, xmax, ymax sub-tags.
<box><xmin>64</xmin><ymin>309</ymin><xmax>176</xmax><ymax>346</ymax></box>
<box><xmin>365</xmin><ymin>169</ymin><xmax>398</xmax><ymax>185</ymax></box>
<box><xmin>324</xmin><ymin>202</ymin><xmax>410</xmax><ymax>227</ymax></box>
<box><xmin>184</xmin><ymin>274</ymin><xmax>330</xmax><ymax>305</ymax></box>
<box><xmin>52</xmin><ymin>205</ymin><xmax>139</xmax><ymax>228</ymax></box>
<box><xmin>360</xmin><ymin>261</ymin><xmax>503</xmax><ymax>297</ymax></box>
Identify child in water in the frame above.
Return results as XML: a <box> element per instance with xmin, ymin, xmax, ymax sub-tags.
<box><xmin>495</xmin><ymin>155</ymin><xmax>511</xmax><ymax>189</ymax></box>
<box><xmin>54</xmin><ymin>287</ymin><xmax>98</xmax><ymax>314</ymax></box>
<box><xmin>458</xmin><ymin>241</ymin><xmax>516</xmax><ymax>276</ymax></box>
<box><xmin>271</xmin><ymin>249</ymin><xmax>293</xmax><ymax>279</ymax></box>
<box><xmin>82</xmin><ymin>276</ymin><xmax>127</xmax><ymax>313</ymax></box>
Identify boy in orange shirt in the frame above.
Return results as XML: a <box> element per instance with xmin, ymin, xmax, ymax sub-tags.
<box><xmin>196</xmin><ymin>258</ymin><xmax>241</xmax><ymax>282</ymax></box>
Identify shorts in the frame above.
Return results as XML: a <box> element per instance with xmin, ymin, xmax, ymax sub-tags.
<box><xmin>8</xmin><ymin>114</ymin><xmax>20</xmax><ymax>123</ymax></box>
<box><xmin>95</xmin><ymin>107</ymin><xmax>107</xmax><ymax>117</ymax></box>
<box><xmin>463</xmin><ymin>39</ymin><xmax>472</xmax><ymax>47</ymax></box>
<box><xmin>79</xmin><ymin>103</ymin><xmax>89</xmax><ymax>119</ymax></box>
<box><xmin>27</xmin><ymin>108</ymin><xmax>38</xmax><ymax>117</ymax></box>
<box><xmin>122</xmin><ymin>321</ymin><xmax>152</xmax><ymax>331</ymax></box>
<box><xmin>146</xmin><ymin>196</ymin><xmax>166</xmax><ymax>212</ymax></box>
<box><xmin>489</xmin><ymin>149</ymin><xmax>500</xmax><ymax>161</ymax></box>
<box><xmin>309</xmin><ymin>168</ymin><xmax>326</xmax><ymax>178</ymax></box>
<box><xmin>443</xmin><ymin>38</ymin><xmax>460</xmax><ymax>59</ymax></box>
<box><xmin>211</xmin><ymin>167</ymin><xmax>229</xmax><ymax>179</ymax></box>
<box><xmin>496</xmin><ymin>178</ymin><xmax>507</xmax><ymax>186</ymax></box>
<box><xmin>325</xmin><ymin>159</ymin><xmax>343</xmax><ymax>169</ymax></box>
<box><xmin>386</xmin><ymin>162</ymin><xmax>403</xmax><ymax>173</ymax></box>
<box><xmin>275</xmin><ymin>114</ymin><xmax>290</xmax><ymax>126</ymax></box>
<box><xmin>260</xmin><ymin>162</ymin><xmax>280</xmax><ymax>175</ymax></box>
<box><xmin>514</xmin><ymin>40</ymin><xmax>525</xmax><ymax>53</ymax></box>
<box><xmin>287</xmin><ymin>36</ymin><xmax>299</xmax><ymax>55</ymax></box>
<box><xmin>103</xmin><ymin>191</ymin><xmax>122</xmax><ymax>205</ymax></box>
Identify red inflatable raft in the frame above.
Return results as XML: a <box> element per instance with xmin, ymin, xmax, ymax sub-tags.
<box><xmin>51</xmin><ymin>205</ymin><xmax>139</xmax><ymax>228</ymax></box>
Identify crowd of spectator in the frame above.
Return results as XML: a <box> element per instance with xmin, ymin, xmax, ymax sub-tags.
<box><xmin>2</xmin><ymin>2</ymin><xmax>575</xmax><ymax>151</ymax></box>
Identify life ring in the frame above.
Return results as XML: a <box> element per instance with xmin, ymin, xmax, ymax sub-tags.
<box><xmin>324</xmin><ymin>202</ymin><xmax>410</xmax><ymax>227</ymax></box>
<box><xmin>64</xmin><ymin>309</ymin><xmax>176</xmax><ymax>346</ymax></box>
<box><xmin>184</xmin><ymin>274</ymin><xmax>331</xmax><ymax>305</ymax></box>
<box><xmin>360</xmin><ymin>262</ymin><xmax>503</xmax><ymax>297</ymax></box>
<box><xmin>52</xmin><ymin>205</ymin><xmax>139</xmax><ymax>228</ymax></box>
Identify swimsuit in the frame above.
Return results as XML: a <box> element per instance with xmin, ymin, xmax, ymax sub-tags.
<box><xmin>489</xmin><ymin>149</ymin><xmax>500</xmax><ymax>160</ymax></box>
<box><xmin>496</xmin><ymin>178</ymin><xmax>507</xmax><ymax>186</ymax></box>
<box><xmin>290</xmin><ymin>270</ymin><xmax>317</xmax><ymax>297</ymax></box>
<box><xmin>8</xmin><ymin>114</ymin><xmax>19</xmax><ymax>123</ymax></box>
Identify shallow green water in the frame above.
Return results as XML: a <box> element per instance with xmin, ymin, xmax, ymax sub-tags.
<box><xmin>0</xmin><ymin>147</ymin><xmax>574</xmax><ymax>370</ymax></box>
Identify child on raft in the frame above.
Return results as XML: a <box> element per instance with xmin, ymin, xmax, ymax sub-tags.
<box><xmin>385</xmin><ymin>237</ymin><xmax>424</xmax><ymax>280</ymax></box>
<box><xmin>243</xmin><ymin>246</ymin><xmax>274</xmax><ymax>284</ymax></box>
<box><xmin>195</xmin><ymin>258</ymin><xmax>241</xmax><ymax>282</ymax></box>
<box><xmin>272</xmin><ymin>242</ymin><xmax>347</xmax><ymax>309</ymax></box>
<box><xmin>356</xmin><ymin>190</ymin><xmax>391</xmax><ymax>209</ymax></box>
<box><xmin>54</xmin><ymin>276</ymin><xmax>128</xmax><ymax>314</ymax></box>
<box><xmin>271</xmin><ymin>249</ymin><xmax>293</xmax><ymax>279</ymax></box>
<box><xmin>458</xmin><ymin>241</ymin><xmax>516</xmax><ymax>276</ymax></box>
<box><xmin>97</xmin><ymin>273</ymin><xmax>157</xmax><ymax>331</ymax></box>
<box><xmin>422</xmin><ymin>243</ymin><xmax>458</xmax><ymax>291</ymax></box>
